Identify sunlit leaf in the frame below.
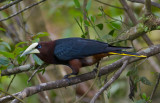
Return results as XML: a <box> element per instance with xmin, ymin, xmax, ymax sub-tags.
<box><xmin>91</xmin><ymin>16</ymin><xmax>96</xmax><ymax>23</ymax></box>
<box><xmin>15</xmin><ymin>42</ymin><xmax>27</xmax><ymax>48</ymax></box>
<box><xmin>79</xmin><ymin>16</ymin><xmax>83</xmax><ymax>24</ymax></box>
<box><xmin>96</xmin><ymin>23</ymin><xmax>103</xmax><ymax>30</ymax></box>
<box><xmin>0</xmin><ymin>51</ymin><xmax>14</xmax><ymax>59</ymax></box>
<box><xmin>84</xmin><ymin>20</ymin><xmax>90</xmax><ymax>26</ymax></box>
<box><xmin>86</xmin><ymin>0</ymin><xmax>92</xmax><ymax>11</ymax></box>
<box><xmin>32</xmin><ymin>54</ymin><xmax>44</xmax><ymax>65</ymax></box>
<box><xmin>74</xmin><ymin>0</ymin><xmax>80</xmax><ymax>8</ymax></box>
<box><xmin>32</xmin><ymin>32</ymin><xmax>49</xmax><ymax>39</ymax></box>
<box><xmin>142</xmin><ymin>93</ymin><xmax>147</xmax><ymax>99</ymax></box>
<box><xmin>13</xmin><ymin>46</ymin><xmax>27</xmax><ymax>57</ymax></box>
<box><xmin>32</xmin><ymin>38</ymin><xmax>40</xmax><ymax>43</ymax></box>
<box><xmin>0</xmin><ymin>27</ymin><xmax>6</xmax><ymax>32</ymax></box>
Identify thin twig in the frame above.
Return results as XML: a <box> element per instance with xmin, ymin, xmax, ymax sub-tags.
<box><xmin>0</xmin><ymin>89</ymin><xmax>24</xmax><ymax>103</ymax></box>
<box><xmin>27</xmin><ymin>64</ymin><xmax>45</xmax><ymax>83</ymax></box>
<box><xmin>0</xmin><ymin>0</ymin><xmax>23</xmax><ymax>11</ymax></box>
<box><xmin>74</xmin><ymin>62</ymin><xmax>100</xmax><ymax>103</ymax></box>
<box><xmin>90</xmin><ymin>60</ymin><xmax>128</xmax><ymax>103</ymax></box>
<box><xmin>145</xmin><ymin>0</ymin><xmax>152</xmax><ymax>15</ymax></box>
<box><xmin>119</xmin><ymin>0</ymin><xmax>138</xmax><ymax>24</ymax></box>
<box><xmin>95</xmin><ymin>0</ymin><xmax>124</xmax><ymax>9</ymax></box>
<box><xmin>0</xmin><ymin>0</ymin><xmax>46</xmax><ymax>22</ymax></box>
<box><xmin>83</xmin><ymin>0</ymin><xmax>90</xmax><ymax>39</ymax></box>
<box><xmin>148</xmin><ymin>73</ymin><xmax>160</xmax><ymax>102</ymax></box>
<box><xmin>74</xmin><ymin>17</ymin><xmax>85</xmax><ymax>35</ymax></box>
<box><xmin>6</xmin><ymin>74</ymin><xmax>16</xmax><ymax>92</ymax></box>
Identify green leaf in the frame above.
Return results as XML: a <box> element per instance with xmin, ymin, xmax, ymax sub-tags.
<box><xmin>0</xmin><ymin>51</ymin><xmax>14</xmax><ymax>59</ymax></box>
<box><xmin>91</xmin><ymin>16</ymin><xmax>96</xmax><ymax>23</ymax></box>
<box><xmin>84</xmin><ymin>20</ymin><xmax>90</xmax><ymax>26</ymax></box>
<box><xmin>0</xmin><ymin>27</ymin><xmax>6</xmax><ymax>32</ymax></box>
<box><xmin>0</xmin><ymin>42</ymin><xmax>11</xmax><ymax>51</ymax></box>
<box><xmin>81</xmin><ymin>34</ymin><xmax>85</xmax><ymax>38</ymax></box>
<box><xmin>126</xmin><ymin>68</ymin><xmax>138</xmax><ymax>76</ymax></box>
<box><xmin>32</xmin><ymin>54</ymin><xmax>44</xmax><ymax>65</ymax></box>
<box><xmin>142</xmin><ymin>93</ymin><xmax>147</xmax><ymax>99</ymax></box>
<box><xmin>32</xmin><ymin>38</ymin><xmax>40</xmax><ymax>43</ymax></box>
<box><xmin>13</xmin><ymin>46</ymin><xmax>27</xmax><ymax>57</ymax></box>
<box><xmin>144</xmin><ymin>26</ymin><xmax>149</xmax><ymax>32</ymax></box>
<box><xmin>157</xmin><ymin>26</ymin><xmax>160</xmax><ymax>29</ymax></box>
<box><xmin>32</xmin><ymin>32</ymin><xmax>49</xmax><ymax>39</ymax></box>
<box><xmin>17</xmin><ymin>56</ymin><xmax>26</xmax><ymax>65</ymax></box>
<box><xmin>108</xmin><ymin>29</ymin><xmax>115</xmax><ymax>36</ymax></box>
<box><xmin>96</xmin><ymin>23</ymin><xmax>103</xmax><ymax>30</ymax></box>
<box><xmin>79</xmin><ymin>16</ymin><xmax>83</xmax><ymax>24</ymax></box>
<box><xmin>15</xmin><ymin>42</ymin><xmax>27</xmax><ymax>48</ymax></box>
<box><xmin>74</xmin><ymin>0</ymin><xmax>80</xmax><ymax>8</ymax></box>
<box><xmin>38</xmin><ymin>68</ymin><xmax>46</xmax><ymax>75</ymax></box>
<box><xmin>86</xmin><ymin>0</ymin><xmax>92</xmax><ymax>11</ymax></box>
<box><xmin>0</xmin><ymin>57</ymin><xmax>10</xmax><ymax>67</ymax></box>
<box><xmin>140</xmin><ymin>77</ymin><xmax>152</xmax><ymax>86</ymax></box>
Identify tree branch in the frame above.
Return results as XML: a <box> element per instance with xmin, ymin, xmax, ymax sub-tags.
<box><xmin>0</xmin><ymin>0</ymin><xmax>46</xmax><ymax>22</ymax></box>
<box><xmin>1</xmin><ymin>44</ymin><xmax>160</xmax><ymax>103</ymax></box>
<box><xmin>148</xmin><ymin>73</ymin><xmax>160</xmax><ymax>102</ymax></box>
<box><xmin>90</xmin><ymin>60</ymin><xmax>128</xmax><ymax>103</ymax></box>
<box><xmin>95</xmin><ymin>0</ymin><xmax>124</xmax><ymax>9</ymax></box>
<box><xmin>145</xmin><ymin>0</ymin><xmax>152</xmax><ymax>15</ymax></box>
<box><xmin>119</xmin><ymin>0</ymin><xmax>160</xmax><ymax>71</ymax></box>
<box><xmin>128</xmin><ymin>0</ymin><xmax>160</xmax><ymax>9</ymax></box>
<box><xmin>0</xmin><ymin>0</ymin><xmax>23</xmax><ymax>11</ymax></box>
<box><xmin>112</xmin><ymin>15</ymin><xmax>160</xmax><ymax>42</ymax></box>
<box><xmin>83</xmin><ymin>0</ymin><xmax>90</xmax><ymax>39</ymax></box>
<box><xmin>1</xmin><ymin>64</ymin><xmax>34</xmax><ymax>76</ymax></box>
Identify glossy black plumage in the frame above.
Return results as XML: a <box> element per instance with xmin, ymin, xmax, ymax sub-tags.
<box><xmin>54</xmin><ymin>38</ymin><xmax>130</xmax><ymax>61</ymax></box>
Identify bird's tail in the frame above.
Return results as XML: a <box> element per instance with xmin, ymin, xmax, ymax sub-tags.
<box><xmin>108</xmin><ymin>51</ymin><xmax>146</xmax><ymax>58</ymax></box>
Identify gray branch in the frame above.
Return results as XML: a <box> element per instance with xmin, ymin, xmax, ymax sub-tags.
<box><xmin>128</xmin><ymin>0</ymin><xmax>160</xmax><ymax>9</ymax></box>
<box><xmin>1</xmin><ymin>64</ymin><xmax>34</xmax><ymax>76</ymax></box>
<box><xmin>0</xmin><ymin>0</ymin><xmax>23</xmax><ymax>11</ymax></box>
<box><xmin>0</xmin><ymin>0</ymin><xmax>46</xmax><ymax>22</ymax></box>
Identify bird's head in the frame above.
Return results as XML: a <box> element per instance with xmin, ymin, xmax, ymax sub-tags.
<box><xmin>20</xmin><ymin>43</ymin><xmax>41</xmax><ymax>57</ymax></box>
<box><xmin>20</xmin><ymin>41</ymin><xmax>55</xmax><ymax>58</ymax></box>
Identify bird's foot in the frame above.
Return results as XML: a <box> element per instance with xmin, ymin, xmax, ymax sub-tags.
<box><xmin>93</xmin><ymin>68</ymin><xmax>98</xmax><ymax>73</ymax></box>
<box><xmin>63</xmin><ymin>72</ymin><xmax>78</xmax><ymax>87</ymax></box>
<box><xmin>63</xmin><ymin>75</ymin><xmax>71</xmax><ymax>87</ymax></box>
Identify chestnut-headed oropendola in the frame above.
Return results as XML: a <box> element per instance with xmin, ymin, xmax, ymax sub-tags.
<box><xmin>21</xmin><ymin>38</ymin><xmax>146</xmax><ymax>78</ymax></box>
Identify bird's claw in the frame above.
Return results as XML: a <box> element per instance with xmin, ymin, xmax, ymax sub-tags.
<box><xmin>63</xmin><ymin>75</ymin><xmax>71</xmax><ymax>87</ymax></box>
<box><xmin>93</xmin><ymin>68</ymin><xmax>98</xmax><ymax>73</ymax></box>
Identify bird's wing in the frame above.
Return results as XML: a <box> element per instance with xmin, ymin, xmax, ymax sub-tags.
<box><xmin>54</xmin><ymin>38</ymin><xmax>123</xmax><ymax>61</ymax></box>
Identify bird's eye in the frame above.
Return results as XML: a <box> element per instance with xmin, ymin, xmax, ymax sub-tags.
<box><xmin>37</xmin><ymin>45</ymin><xmax>42</xmax><ymax>49</ymax></box>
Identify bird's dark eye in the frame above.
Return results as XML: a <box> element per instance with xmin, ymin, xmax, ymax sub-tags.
<box><xmin>37</xmin><ymin>45</ymin><xmax>42</xmax><ymax>49</ymax></box>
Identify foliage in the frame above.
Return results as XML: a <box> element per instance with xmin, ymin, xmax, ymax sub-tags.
<box><xmin>0</xmin><ymin>0</ymin><xmax>160</xmax><ymax>103</ymax></box>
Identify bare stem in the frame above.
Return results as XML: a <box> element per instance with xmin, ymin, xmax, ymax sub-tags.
<box><xmin>90</xmin><ymin>60</ymin><xmax>128</xmax><ymax>103</ymax></box>
<box><xmin>0</xmin><ymin>0</ymin><xmax>46</xmax><ymax>22</ymax></box>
